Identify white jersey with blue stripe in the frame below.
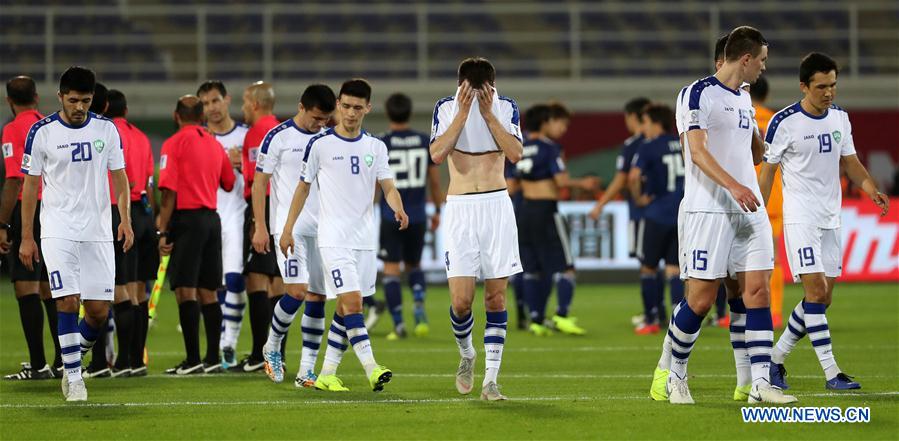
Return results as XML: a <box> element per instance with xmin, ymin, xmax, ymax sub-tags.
<box><xmin>764</xmin><ymin>103</ymin><xmax>856</xmax><ymax>229</ymax></box>
<box><xmin>21</xmin><ymin>111</ymin><xmax>125</xmax><ymax>241</ymax></box>
<box><xmin>681</xmin><ymin>76</ymin><xmax>762</xmax><ymax>214</ymax></box>
<box><xmin>430</xmin><ymin>94</ymin><xmax>522</xmax><ymax>153</ymax></box>
<box><xmin>212</xmin><ymin>122</ymin><xmax>249</xmax><ymax>218</ymax></box>
<box><xmin>257</xmin><ymin>119</ymin><xmax>324</xmax><ymax>237</ymax></box>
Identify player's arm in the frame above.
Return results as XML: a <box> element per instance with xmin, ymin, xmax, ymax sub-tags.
<box><xmin>841</xmin><ymin>154</ymin><xmax>889</xmax><ymax>216</ymax></box>
<box><xmin>686</xmin><ymin>129</ymin><xmax>760</xmax><ymax>212</ymax></box>
<box><xmin>427</xmin><ymin>164</ymin><xmax>444</xmax><ymax>230</ymax></box>
<box><xmin>0</xmin><ymin>177</ymin><xmax>21</xmax><ymax>253</ymax></box>
<box><xmin>479</xmin><ymin>86</ymin><xmax>523</xmax><ymax>163</ymax></box>
<box><xmin>430</xmin><ymin>81</ymin><xmax>474</xmax><ymax>164</ymax></box>
<box><xmin>278</xmin><ymin>180</ymin><xmax>310</xmax><ymax>257</ymax></box>
<box><xmin>17</xmin><ymin>174</ymin><xmax>40</xmax><ymax>270</ymax></box>
<box><xmin>251</xmin><ymin>171</ymin><xmax>272</xmax><ymax>253</ymax></box>
<box><xmin>111</xmin><ymin>168</ymin><xmax>135</xmax><ymax>252</ymax></box>
<box><xmin>156</xmin><ymin>188</ymin><xmax>175</xmax><ymax>256</ymax></box>
<box><xmin>626</xmin><ymin>167</ymin><xmax>650</xmax><ymax>207</ymax></box>
<box><xmin>380</xmin><ymin>178</ymin><xmax>409</xmax><ymax>230</ymax></box>
<box><xmin>757</xmin><ymin>162</ymin><xmax>778</xmax><ymax>206</ymax></box>
<box><xmin>588</xmin><ymin>171</ymin><xmax>626</xmax><ymax>220</ymax></box>
<box><xmin>750</xmin><ymin>126</ymin><xmax>764</xmax><ymax>165</ymax></box>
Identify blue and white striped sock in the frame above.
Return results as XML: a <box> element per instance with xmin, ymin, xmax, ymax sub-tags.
<box><xmin>745</xmin><ymin>307</ymin><xmax>774</xmax><ymax>387</ymax></box>
<box><xmin>58</xmin><ymin>312</ymin><xmax>82</xmax><ymax>383</ymax></box>
<box><xmin>344</xmin><ymin>313</ymin><xmax>377</xmax><ymax>377</ymax></box>
<box><xmin>267</xmin><ymin>294</ymin><xmax>302</xmax><ymax>348</ymax></box>
<box><xmin>78</xmin><ymin>317</ymin><xmax>101</xmax><ymax>357</ymax></box>
<box><xmin>668</xmin><ymin>300</ymin><xmax>704</xmax><ymax>380</ymax></box>
<box><xmin>220</xmin><ymin>286</ymin><xmax>246</xmax><ymax>350</ymax></box>
<box><xmin>656</xmin><ymin>300</ymin><xmax>682</xmax><ymax>371</ymax></box>
<box><xmin>484</xmin><ymin>310</ymin><xmax>507</xmax><ymax>385</ymax></box>
<box><xmin>772</xmin><ymin>301</ymin><xmax>806</xmax><ymax>364</ymax></box>
<box><xmin>299</xmin><ymin>301</ymin><xmax>325</xmax><ymax>376</ymax></box>
<box><xmin>320</xmin><ymin>313</ymin><xmax>348</xmax><ymax>377</ymax></box>
<box><xmin>803</xmin><ymin>302</ymin><xmax>841</xmax><ymax>380</ymax></box>
<box><xmin>450</xmin><ymin>307</ymin><xmax>476</xmax><ymax>359</ymax></box>
<box><xmin>728</xmin><ymin>298</ymin><xmax>751</xmax><ymax>388</ymax></box>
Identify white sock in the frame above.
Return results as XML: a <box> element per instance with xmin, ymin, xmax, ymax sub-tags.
<box><xmin>299</xmin><ymin>302</ymin><xmax>326</xmax><ymax>376</ymax></box>
<box><xmin>221</xmin><ymin>290</ymin><xmax>246</xmax><ymax>349</ymax></box>
<box><xmin>772</xmin><ymin>301</ymin><xmax>806</xmax><ymax>364</ymax></box>
<box><xmin>483</xmin><ymin>311</ymin><xmax>507</xmax><ymax>386</ymax></box>
<box><xmin>803</xmin><ymin>302</ymin><xmax>841</xmax><ymax>380</ymax></box>
<box><xmin>344</xmin><ymin>313</ymin><xmax>377</xmax><ymax>378</ymax></box>
<box><xmin>320</xmin><ymin>314</ymin><xmax>347</xmax><ymax>377</ymax></box>
<box><xmin>450</xmin><ymin>308</ymin><xmax>476</xmax><ymax>359</ymax></box>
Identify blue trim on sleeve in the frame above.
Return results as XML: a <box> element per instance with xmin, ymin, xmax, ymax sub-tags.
<box><xmin>259</xmin><ymin>119</ymin><xmax>295</xmax><ymax>155</ymax></box>
<box><xmin>687</xmin><ymin>77</ymin><xmax>714</xmax><ymax>111</ymax></box>
<box><xmin>23</xmin><ymin>113</ymin><xmax>57</xmax><ymax>155</ymax></box>
<box><xmin>765</xmin><ymin>102</ymin><xmax>802</xmax><ymax>144</ymax></box>
<box><xmin>499</xmin><ymin>95</ymin><xmax>520</xmax><ymax>125</ymax></box>
<box><xmin>302</xmin><ymin>129</ymin><xmax>333</xmax><ymax>163</ymax></box>
<box><xmin>430</xmin><ymin>95</ymin><xmax>454</xmax><ymax>143</ymax></box>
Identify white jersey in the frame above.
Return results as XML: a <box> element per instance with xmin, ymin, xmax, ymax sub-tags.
<box><xmin>430</xmin><ymin>93</ymin><xmax>522</xmax><ymax>153</ymax></box>
<box><xmin>677</xmin><ymin>81</ymin><xmax>750</xmax><ymax>135</ymax></box>
<box><xmin>681</xmin><ymin>76</ymin><xmax>762</xmax><ymax>214</ymax></box>
<box><xmin>22</xmin><ymin>111</ymin><xmax>125</xmax><ymax>241</ymax></box>
<box><xmin>257</xmin><ymin>119</ymin><xmax>323</xmax><ymax>237</ymax></box>
<box><xmin>301</xmin><ymin>129</ymin><xmax>393</xmax><ymax>250</ymax></box>
<box><xmin>764</xmin><ymin>102</ymin><xmax>856</xmax><ymax>229</ymax></box>
<box><xmin>211</xmin><ymin>122</ymin><xmax>249</xmax><ymax>217</ymax></box>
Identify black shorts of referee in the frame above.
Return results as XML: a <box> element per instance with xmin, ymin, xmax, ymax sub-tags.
<box><xmin>130</xmin><ymin>201</ymin><xmax>159</xmax><ymax>282</ymax></box>
<box><xmin>517</xmin><ymin>199</ymin><xmax>573</xmax><ymax>274</ymax></box>
<box><xmin>378</xmin><ymin>220</ymin><xmax>426</xmax><ymax>264</ymax></box>
<box><xmin>7</xmin><ymin>201</ymin><xmax>48</xmax><ymax>282</ymax></box>
<box><xmin>243</xmin><ymin>197</ymin><xmax>278</xmax><ymax>276</ymax></box>
<box><xmin>168</xmin><ymin>209</ymin><xmax>223</xmax><ymax>290</ymax></box>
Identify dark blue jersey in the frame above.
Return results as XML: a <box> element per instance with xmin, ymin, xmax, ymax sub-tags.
<box><xmin>379</xmin><ymin>129</ymin><xmax>433</xmax><ymax>224</ymax></box>
<box><xmin>618</xmin><ymin>134</ymin><xmax>645</xmax><ymax>220</ymax></box>
<box><xmin>633</xmin><ymin>134</ymin><xmax>684</xmax><ymax>226</ymax></box>
<box><xmin>504</xmin><ymin>159</ymin><xmax>523</xmax><ymax>212</ymax></box>
<box><xmin>517</xmin><ymin>138</ymin><xmax>564</xmax><ymax>182</ymax></box>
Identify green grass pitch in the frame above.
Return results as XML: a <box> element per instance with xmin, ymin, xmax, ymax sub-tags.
<box><xmin>1</xmin><ymin>280</ymin><xmax>896</xmax><ymax>440</ymax></box>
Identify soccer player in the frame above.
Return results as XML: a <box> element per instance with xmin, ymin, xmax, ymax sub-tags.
<box><xmin>279</xmin><ymin>79</ymin><xmax>404</xmax><ymax>392</ymax></box>
<box><xmin>254</xmin><ymin>84</ymin><xmax>336</xmax><ymax>387</ymax></box>
<box><xmin>0</xmin><ymin>75</ymin><xmax>62</xmax><ymax>380</ymax></box>
<box><xmin>158</xmin><ymin>95</ymin><xmax>236</xmax><ymax>375</ymax></box>
<box><xmin>197</xmin><ymin>80</ymin><xmax>250</xmax><ymax>368</ymax></box>
<box><xmin>430</xmin><ymin>58</ymin><xmax>523</xmax><ymax>401</ymax></box>
<box><xmin>106</xmin><ymin>89</ymin><xmax>155</xmax><ymax>377</ymax></box>
<box><xmin>658</xmin><ymin>26</ymin><xmax>795</xmax><ymax>404</ymax></box>
<box><xmin>19</xmin><ymin>66</ymin><xmax>133</xmax><ymax>401</ymax></box>
<box><xmin>627</xmin><ymin>104</ymin><xmax>684</xmax><ymax>336</ymax></box>
<box><xmin>760</xmin><ymin>52</ymin><xmax>889</xmax><ymax>391</ymax></box>
<box><xmin>237</xmin><ymin>81</ymin><xmax>283</xmax><ymax>372</ymax></box>
<box><xmin>516</xmin><ymin>102</ymin><xmax>593</xmax><ymax>337</ymax></box>
<box><xmin>377</xmin><ymin>92</ymin><xmax>444</xmax><ymax>340</ymax></box>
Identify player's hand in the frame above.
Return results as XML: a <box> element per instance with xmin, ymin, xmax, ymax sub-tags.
<box><xmin>228</xmin><ymin>148</ymin><xmax>242</xmax><ymax>169</ymax></box>
<box><xmin>118</xmin><ymin>222</ymin><xmax>135</xmax><ymax>252</ymax></box>
<box><xmin>581</xmin><ymin>176</ymin><xmax>600</xmax><ymax>191</ymax></box>
<box><xmin>871</xmin><ymin>191</ymin><xmax>890</xmax><ymax>216</ymax></box>
<box><xmin>455</xmin><ymin>81</ymin><xmax>475</xmax><ymax>121</ymax></box>
<box><xmin>18</xmin><ymin>237</ymin><xmax>39</xmax><ymax>271</ymax></box>
<box><xmin>158</xmin><ymin>236</ymin><xmax>173</xmax><ymax>256</ymax></box>
<box><xmin>0</xmin><ymin>229</ymin><xmax>10</xmax><ymax>254</ymax></box>
<box><xmin>728</xmin><ymin>183</ymin><xmax>761</xmax><ymax>212</ymax></box>
<box><xmin>252</xmin><ymin>225</ymin><xmax>270</xmax><ymax>254</ymax></box>
<box><xmin>395</xmin><ymin>210</ymin><xmax>409</xmax><ymax>230</ymax></box>
<box><xmin>279</xmin><ymin>232</ymin><xmax>294</xmax><ymax>258</ymax></box>
<box><xmin>588</xmin><ymin>203</ymin><xmax>604</xmax><ymax>221</ymax></box>
<box><xmin>430</xmin><ymin>212</ymin><xmax>440</xmax><ymax>231</ymax></box>
<box><xmin>477</xmin><ymin>85</ymin><xmax>495</xmax><ymax>122</ymax></box>
<box><xmin>635</xmin><ymin>194</ymin><xmax>654</xmax><ymax>207</ymax></box>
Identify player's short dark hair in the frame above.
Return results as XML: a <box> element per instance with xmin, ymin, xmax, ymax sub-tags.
<box><xmin>106</xmin><ymin>89</ymin><xmax>127</xmax><ymax>118</ymax></box>
<box><xmin>749</xmin><ymin>76</ymin><xmax>769</xmax><ymax>102</ymax></box>
<box><xmin>800</xmin><ymin>52</ymin><xmax>839</xmax><ymax>86</ymax></box>
<box><xmin>714</xmin><ymin>34</ymin><xmax>729</xmax><ymax>62</ymax></box>
<box><xmin>59</xmin><ymin>66</ymin><xmax>95</xmax><ymax>95</ymax></box>
<box><xmin>175</xmin><ymin>95</ymin><xmax>204</xmax><ymax>123</ymax></box>
<box><xmin>338</xmin><ymin>78</ymin><xmax>372</xmax><ymax>102</ymax></box>
<box><xmin>385</xmin><ymin>93</ymin><xmax>413</xmax><ymax>123</ymax></box>
<box><xmin>457</xmin><ymin>57</ymin><xmax>495</xmax><ymax>88</ymax></box>
<box><xmin>197</xmin><ymin>80</ymin><xmax>227</xmax><ymax>97</ymax></box>
<box><xmin>624</xmin><ymin>97</ymin><xmax>651</xmax><ymax>117</ymax></box>
<box><xmin>547</xmin><ymin>101</ymin><xmax>571</xmax><ymax>121</ymax></box>
<box><xmin>643</xmin><ymin>103</ymin><xmax>675</xmax><ymax>134</ymax></box>
<box><xmin>89</xmin><ymin>82</ymin><xmax>108</xmax><ymax>114</ymax></box>
<box><xmin>6</xmin><ymin>76</ymin><xmax>37</xmax><ymax>106</ymax></box>
<box><xmin>523</xmin><ymin>104</ymin><xmax>551</xmax><ymax>133</ymax></box>
<box><xmin>724</xmin><ymin>26</ymin><xmax>768</xmax><ymax>61</ymax></box>
<box><xmin>300</xmin><ymin>84</ymin><xmax>336</xmax><ymax>113</ymax></box>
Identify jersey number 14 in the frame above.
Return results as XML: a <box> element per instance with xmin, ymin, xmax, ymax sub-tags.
<box><xmin>661</xmin><ymin>153</ymin><xmax>685</xmax><ymax>192</ymax></box>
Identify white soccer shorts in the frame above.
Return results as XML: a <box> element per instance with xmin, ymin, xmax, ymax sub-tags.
<box><xmin>783</xmin><ymin>223</ymin><xmax>842</xmax><ymax>282</ymax></box>
<box><xmin>443</xmin><ymin>190</ymin><xmax>522</xmax><ymax>279</ymax></box>
<box><xmin>274</xmin><ymin>232</ymin><xmax>325</xmax><ymax>294</ymax></box>
<box><xmin>319</xmin><ymin>247</ymin><xmax>376</xmax><ymax>300</ymax></box>
<box><xmin>677</xmin><ymin>202</ymin><xmax>687</xmax><ymax>279</ymax></box>
<box><xmin>42</xmin><ymin>238</ymin><xmax>115</xmax><ymax>301</ymax></box>
<box><xmin>681</xmin><ymin>211</ymin><xmax>774</xmax><ymax>280</ymax></box>
<box><xmin>220</xmin><ymin>209</ymin><xmax>245</xmax><ymax>277</ymax></box>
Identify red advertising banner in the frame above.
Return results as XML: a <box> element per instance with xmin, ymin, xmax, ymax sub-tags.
<box><xmin>779</xmin><ymin>198</ymin><xmax>899</xmax><ymax>282</ymax></box>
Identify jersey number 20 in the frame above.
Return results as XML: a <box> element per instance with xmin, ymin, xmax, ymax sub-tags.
<box><xmin>390</xmin><ymin>149</ymin><xmax>428</xmax><ymax>189</ymax></box>
<box><xmin>71</xmin><ymin>142</ymin><xmax>92</xmax><ymax>162</ymax></box>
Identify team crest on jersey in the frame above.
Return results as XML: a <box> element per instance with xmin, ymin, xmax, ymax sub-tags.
<box><xmin>832</xmin><ymin>131</ymin><xmax>842</xmax><ymax>143</ymax></box>
<box><xmin>93</xmin><ymin>139</ymin><xmax>106</xmax><ymax>153</ymax></box>
<box><xmin>364</xmin><ymin>154</ymin><xmax>374</xmax><ymax>167</ymax></box>
<box><xmin>1</xmin><ymin>142</ymin><xmax>12</xmax><ymax>158</ymax></box>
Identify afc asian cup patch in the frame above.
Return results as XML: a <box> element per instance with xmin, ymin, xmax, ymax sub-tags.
<box><xmin>2</xmin><ymin>142</ymin><xmax>12</xmax><ymax>158</ymax></box>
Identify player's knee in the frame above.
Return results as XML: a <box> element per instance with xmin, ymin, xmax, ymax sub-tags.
<box><xmin>56</xmin><ymin>295</ymin><xmax>80</xmax><ymax>313</ymax></box>
<box><xmin>640</xmin><ymin>265</ymin><xmax>658</xmax><ymax>275</ymax></box>
<box><xmin>224</xmin><ymin>272</ymin><xmax>245</xmax><ymax>293</ymax></box>
<box><xmin>686</xmin><ymin>294</ymin><xmax>714</xmax><ymax>316</ymax></box>
<box><xmin>743</xmin><ymin>283</ymin><xmax>770</xmax><ymax>304</ymax></box>
<box><xmin>664</xmin><ymin>265</ymin><xmax>679</xmax><ymax>279</ymax></box>
<box><xmin>805</xmin><ymin>287</ymin><xmax>827</xmax><ymax>304</ymax></box>
<box><xmin>484</xmin><ymin>289</ymin><xmax>506</xmax><ymax>312</ymax></box>
<box><xmin>451</xmin><ymin>297</ymin><xmax>472</xmax><ymax>317</ymax></box>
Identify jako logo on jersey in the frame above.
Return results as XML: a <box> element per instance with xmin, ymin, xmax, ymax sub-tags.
<box><xmin>832</xmin><ymin>131</ymin><xmax>842</xmax><ymax>143</ymax></box>
<box><xmin>93</xmin><ymin>139</ymin><xmax>106</xmax><ymax>153</ymax></box>
<box><xmin>364</xmin><ymin>154</ymin><xmax>374</xmax><ymax>167</ymax></box>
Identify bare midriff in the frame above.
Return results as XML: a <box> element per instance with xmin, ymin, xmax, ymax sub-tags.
<box><xmin>446</xmin><ymin>149</ymin><xmax>508</xmax><ymax>195</ymax></box>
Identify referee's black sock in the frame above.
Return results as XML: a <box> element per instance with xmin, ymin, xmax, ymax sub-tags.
<box><xmin>178</xmin><ymin>300</ymin><xmax>202</xmax><ymax>365</ymax></box>
<box><xmin>201</xmin><ymin>302</ymin><xmax>222</xmax><ymax>365</ymax></box>
<box><xmin>270</xmin><ymin>294</ymin><xmax>288</xmax><ymax>358</ymax></box>
<box><xmin>112</xmin><ymin>301</ymin><xmax>134</xmax><ymax>370</ymax></box>
<box><xmin>89</xmin><ymin>320</ymin><xmax>109</xmax><ymax>370</ymax></box>
<box><xmin>130</xmin><ymin>302</ymin><xmax>149</xmax><ymax>368</ymax></box>
<box><xmin>17</xmin><ymin>294</ymin><xmax>47</xmax><ymax>369</ymax></box>
<box><xmin>248</xmin><ymin>291</ymin><xmax>270</xmax><ymax>361</ymax></box>
<box><xmin>42</xmin><ymin>298</ymin><xmax>62</xmax><ymax>368</ymax></box>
